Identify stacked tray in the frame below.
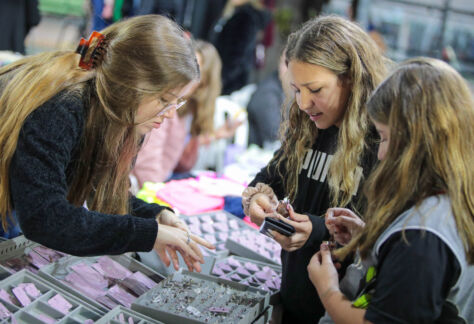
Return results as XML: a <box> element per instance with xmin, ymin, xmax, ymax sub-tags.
<box><xmin>181</xmin><ymin>211</ymin><xmax>251</xmax><ymax>258</ymax></box>
<box><xmin>0</xmin><ymin>236</ymin><xmax>67</xmax><ymax>279</ymax></box>
<box><xmin>225</xmin><ymin>229</ymin><xmax>281</xmax><ymax>265</ymax></box>
<box><xmin>39</xmin><ymin>254</ymin><xmax>165</xmax><ymax>313</ymax></box>
<box><xmin>0</xmin><ymin>269</ymin><xmax>102</xmax><ymax>323</ymax></box>
<box><xmin>132</xmin><ymin>270</ymin><xmax>270</xmax><ymax>324</ymax></box>
<box><xmin>209</xmin><ymin>256</ymin><xmax>281</xmax><ymax>305</ymax></box>
<box><xmin>95</xmin><ymin>306</ymin><xmax>164</xmax><ymax>324</ymax></box>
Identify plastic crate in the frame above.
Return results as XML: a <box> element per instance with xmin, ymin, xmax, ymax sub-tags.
<box><xmin>39</xmin><ymin>254</ymin><xmax>165</xmax><ymax>313</ymax></box>
<box><xmin>0</xmin><ymin>269</ymin><xmax>102</xmax><ymax>323</ymax></box>
<box><xmin>132</xmin><ymin>270</ymin><xmax>270</xmax><ymax>324</ymax></box>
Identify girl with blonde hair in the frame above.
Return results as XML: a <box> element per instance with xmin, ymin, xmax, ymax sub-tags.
<box><xmin>309</xmin><ymin>57</ymin><xmax>474</xmax><ymax>323</ymax></box>
<box><xmin>242</xmin><ymin>15</ymin><xmax>388</xmax><ymax>322</ymax></box>
<box><xmin>0</xmin><ymin>15</ymin><xmax>213</xmax><ymax>272</ymax></box>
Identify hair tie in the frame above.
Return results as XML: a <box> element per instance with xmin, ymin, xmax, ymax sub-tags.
<box><xmin>75</xmin><ymin>31</ymin><xmax>108</xmax><ymax>70</ymax></box>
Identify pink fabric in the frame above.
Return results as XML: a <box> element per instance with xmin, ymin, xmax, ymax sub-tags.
<box><xmin>132</xmin><ymin>115</ymin><xmax>188</xmax><ymax>188</ymax></box>
<box><xmin>156</xmin><ymin>179</ymin><xmax>224</xmax><ymax>215</ymax></box>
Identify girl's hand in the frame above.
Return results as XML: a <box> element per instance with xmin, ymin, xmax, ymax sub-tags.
<box><xmin>153</xmin><ymin>222</ymin><xmax>214</xmax><ymax>272</ymax></box>
<box><xmin>157</xmin><ymin>209</ymin><xmax>189</xmax><ymax>232</ymax></box>
<box><xmin>269</xmin><ymin>205</ymin><xmax>312</xmax><ymax>251</ymax></box>
<box><xmin>308</xmin><ymin>243</ymin><xmax>340</xmax><ymax>300</ymax></box>
<box><xmin>325</xmin><ymin>208</ymin><xmax>365</xmax><ymax>245</ymax></box>
<box><xmin>248</xmin><ymin>193</ymin><xmax>278</xmax><ymax>226</ymax></box>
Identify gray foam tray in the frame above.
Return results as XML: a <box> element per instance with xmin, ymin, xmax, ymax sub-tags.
<box><xmin>181</xmin><ymin>210</ymin><xmax>252</xmax><ymax>259</ymax></box>
<box><xmin>0</xmin><ymin>236</ymin><xmax>67</xmax><ymax>280</ymax></box>
<box><xmin>132</xmin><ymin>270</ymin><xmax>270</xmax><ymax>324</ymax></box>
<box><xmin>0</xmin><ymin>269</ymin><xmax>102</xmax><ymax>323</ymax></box>
<box><xmin>208</xmin><ymin>255</ymin><xmax>282</xmax><ymax>305</ymax></box>
<box><xmin>95</xmin><ymin>305</ymin><xmax>164</xmax><ymax>324</ymax></box>
<box><xmin>225</xmin><ymin>229</ymin><xmax>281</xmax><ymax>265</ymax></box>
<box><xmin>39</xmin><ymin>254</ymin><xmax>165</xmax><ymax>314</ymax></box>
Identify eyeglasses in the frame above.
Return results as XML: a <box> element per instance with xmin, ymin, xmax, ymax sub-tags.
<box><xmin>157</xmin><ymin>97</ymin><xmax>187</xmax><ymax>117</ymax></box>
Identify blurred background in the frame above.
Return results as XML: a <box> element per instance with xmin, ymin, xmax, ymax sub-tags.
<box><xmin>1</xmin><ymin>0</ymin><xmax>473</xmax><ymax>87</ymax></box>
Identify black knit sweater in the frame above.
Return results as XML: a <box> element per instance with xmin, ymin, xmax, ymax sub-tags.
<box><xmin>9</xmin><ymin>90</ymin><xmax>166</xmax><ymax>256</ymax></box>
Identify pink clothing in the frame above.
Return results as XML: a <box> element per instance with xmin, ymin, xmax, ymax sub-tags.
<box><xmin>155</xmin><ymin>179</ymin><xmax>225</xmax><ymax>215</ymax></box>
<box><xmin>132</xmin><ymin>115</ymin><xmax>188</xmax><ymax>188</ymax></box>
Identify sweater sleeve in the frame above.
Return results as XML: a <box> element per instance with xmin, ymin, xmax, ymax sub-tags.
<box><xmin>10</xmin><ymin>94</ymin><xmax>158</xmax><ymax>256</ymax></box>
<box><xmin>302</xmin><ymin>213</ymin><xmax>330</xmax><ymax>249</ymax></box>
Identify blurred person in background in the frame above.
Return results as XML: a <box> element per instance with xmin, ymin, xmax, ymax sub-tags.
<box><xmin>210</xmin><ymin>0</ymin><xmax>271</xmax><ymax>95</ymax></box>
<box><xmin>247</xmin><ymin>50</ymin><xmax>290</xmax><ymax>148</ymax></box>
<box><xmin>0</xmin><ymin>0</ymin><xmax>40</xmax><ymax>54</ymax></box>
<box><xmin>132</xmin><ymin>40</ymin><xmax>240</xmax><ymax>187</ymax></box>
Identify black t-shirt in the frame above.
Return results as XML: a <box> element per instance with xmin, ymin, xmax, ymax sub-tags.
<box><xmin>250</xmin><ymin>126</ymin><xmax>378</xmax><ymax>323</ymax></box>
<box><xmin>365</xmin><ymin>230</ymin><xmax>462</xmax><ymax>324</ymax></box>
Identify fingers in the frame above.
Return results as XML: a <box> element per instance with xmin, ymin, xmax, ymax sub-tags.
<box><xmin>174</xmin><ymin>237</ymin><xmax>202</xmax><ymax>263</ymax></box>
<box><xmin>328</xmin><ymin>207</ymin><xmax>358</xmax><ymax>219</ymax></box>
<box><xmin>319</xmin><ymin>243</ymin><xmax>334</xmax><ymax>264</ymax></box>
<box><xmin>190</xmin><ymin>233</ymin><xmax>215</xmax><ymax>250</ymax></box>
<box><xmin>165</xmin><ymin>246</ymin><xmax>180</xmax><ymax>270</ymax></box>
<box><xmin>155</xmin><ymin>246</ymin><xmax>171</xmax><ymax>267</ymax></box>
<box><xmin>269</xmin><ymin>230</ymin><xmax>291</xmax><ymax>251</ymax></box>
<box><xmin>275</xmin><ymin>213</ymin><xmax>308</xmax><ymax>232</ymax></box>
<box><xmin>254</xmin><ymin>194</ymin><xmax>276</xmax><ymax>212</ymax></box>
<box><xmin>188</xmin><ymin>240</ymin><xmax>205</xmax><ymax>263</ymax></box>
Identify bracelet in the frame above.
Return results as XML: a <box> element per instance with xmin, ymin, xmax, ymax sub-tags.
<box><xmin>241</xmin><ymin>183</ymin><xmax>278</xmax><ymax>216</ymax></box>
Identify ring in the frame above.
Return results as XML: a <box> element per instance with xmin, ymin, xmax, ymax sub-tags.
<box><xmin>186</xmin><ymin>231</ymin><xmax>191</xmax><ymax>245</ymax></box>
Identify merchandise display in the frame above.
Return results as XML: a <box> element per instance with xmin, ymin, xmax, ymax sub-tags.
<box><xmin>226</xmin><ymin>229</ymin><xmax>282</xmax><ymax>265</ymax></box>
<box><xmin>39</xmin><ymin>255</ymin><xmax>165</xmax><ymax>313</ymax></box>
<box><xmin>210</xmin><ymin>256</ymin><xmax>281</xmax><ymax>304</ymax></box>
<box><xmin>95</xmin><ymin>305</ymin><xmax>164</xmax><ymax>324</ymax></box>
<box><xmin>0</xmin><ymin>236</ymin><xmax>67</xmax><ymax>277</ymax></box>
<box><xmin>0</xmin><ymin>270</ymin><xmax>102</xmax><ymax>322</ymax></box>
<box><xmin>181</xmin><ymin>210</ymin><xmax>250</xmax><ymax>257</ymax></box>
<box><xmin>132</xmin><ymin>271</ymin><xmax>270</xmax><ymax>324</ymax></box>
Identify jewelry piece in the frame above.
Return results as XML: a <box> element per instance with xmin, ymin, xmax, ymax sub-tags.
<box><xmin>186</xmin><ymin>231</ymin><xmax>191</xmax><ymax>245</ymax></box>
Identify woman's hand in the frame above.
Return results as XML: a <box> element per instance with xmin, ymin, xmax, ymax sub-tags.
<box><xmin>153</xmin><ymin>221</ymin><xmax>215</xmax><ymax>272</ymax></box>
<box><xmin>248</xmin><ymin>193</ymin><xmax>278</xmax><ymax>226</ymax></box>
<box><xmin>269</xmin><ymin>205</ymin><xmax>313</xmax><ymax>252</ymax></box>
<box><xmin>325</xmin><ymin>208</ymin><xmax>365</xmax><ymax>245</ymax></box>
<box><xmin>308</xmin><ymin>243</ymin><xmax>340</xmax><ymax>301</ymax></box>
<box><xmin>157</xmin><ymin>209</ymin><xmax>189</xmax><ymax>232</ymax></box>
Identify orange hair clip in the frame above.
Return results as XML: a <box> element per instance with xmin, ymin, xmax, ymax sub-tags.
<box><xmin>75</xmin><ymin>31</ymin><xmax>107</xmax><ymax>70</ymax></box>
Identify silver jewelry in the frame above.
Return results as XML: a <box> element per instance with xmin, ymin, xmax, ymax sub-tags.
<box><xmin>186</xmin><ymin>231</ymin><xmax>191</xmax><ymax>245</ymax></box>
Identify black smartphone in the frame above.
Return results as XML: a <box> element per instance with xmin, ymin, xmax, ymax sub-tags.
<box><xmin>260</xmin><ymin>217</ymin><xmax>295</xmax><ymax>237</ymax></box>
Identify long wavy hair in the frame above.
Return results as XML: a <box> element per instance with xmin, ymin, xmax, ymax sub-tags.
<box><xmin>0</xmin><ymin>15</ymin><xmax>199</xmax><ymax>230</ymax></box>
<box><xmin>179</xmin><ymin>40</ymin><xmax>222</xmax><ymax>136</ymax></box>
<box><xmin>273</xmin><ymin>15</ymin><xmax>388</xmax><ymax>206</ymax></box>
<box><xmin>338</xmin><ymin>58</ymin><xmax>474</xmax><ymax>263</ymax></box>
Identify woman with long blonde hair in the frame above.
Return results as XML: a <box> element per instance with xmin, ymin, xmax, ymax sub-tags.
<box><xmin>241</xmin><ymin>16</ymin><xmax>388</xmax><ymax>322</ymax></box>
<box><xmin>309</xmin><ymin>57</ymin><xmax>474</xmax><ymax>323</ymax></box>
<box><xmin>0</xmin><ymin>15</ymin><xmax>213</xmax><ymax>272</ymax></box>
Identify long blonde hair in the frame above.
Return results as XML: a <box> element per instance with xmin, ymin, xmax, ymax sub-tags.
<box><xmin>339</xmin><ymin>58</ymin><xmax>474</xmax><ymax>263</ymax></box>
<box><xmin>274</xmin><ymin>15</ymin><xmax>388</xmax><ymax>206</ymax></box>
<box><xmin>179</xmin><ymin>40</ymin><xmax>222</xmax><ymax>136</ymax></box>
<box><xmin>0</xmin><ymin>15</ymin><xmax>199</xmax><ymax>229</ymax></box>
